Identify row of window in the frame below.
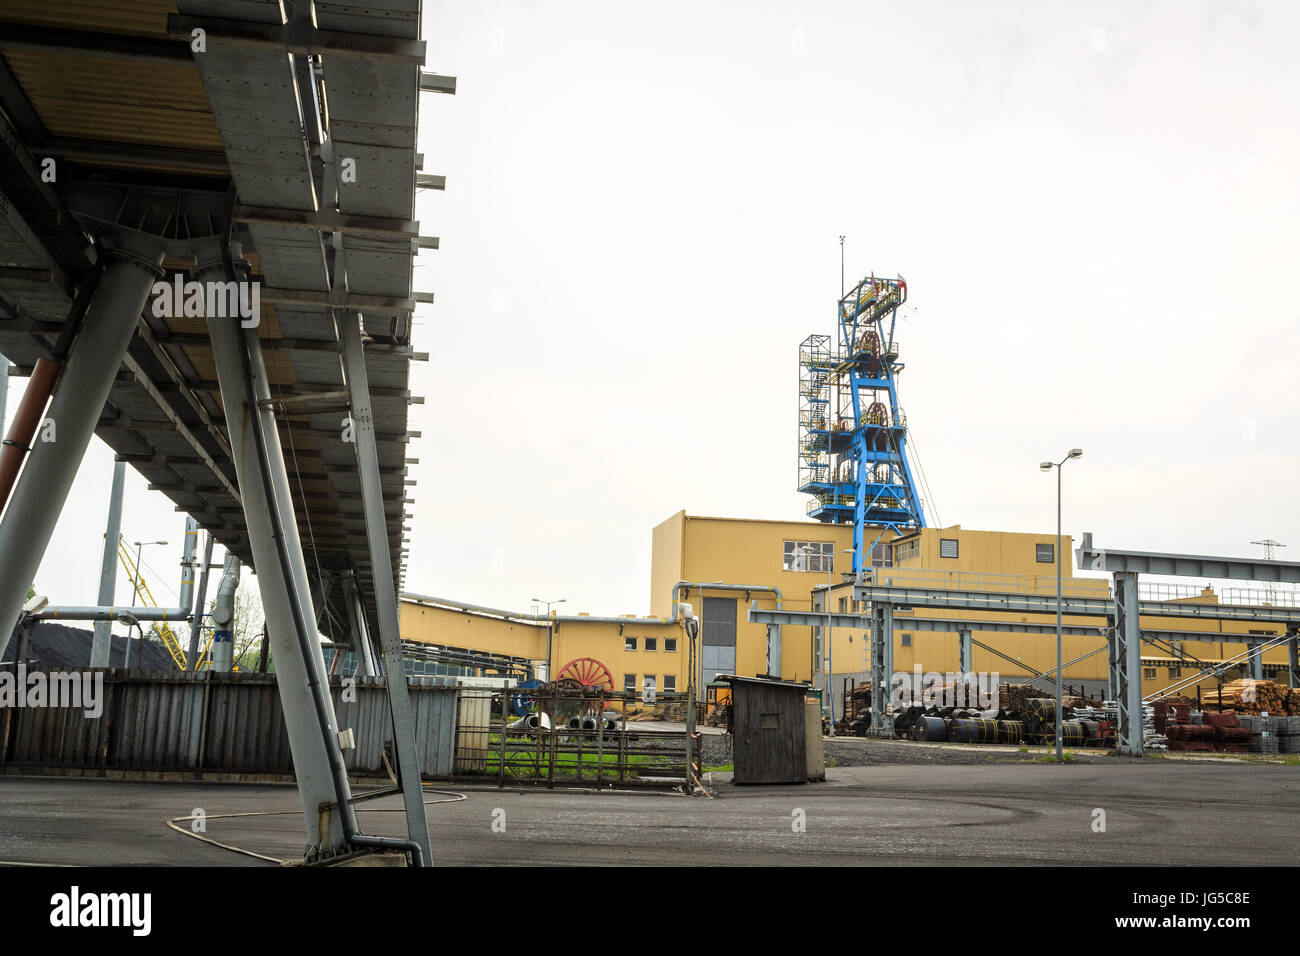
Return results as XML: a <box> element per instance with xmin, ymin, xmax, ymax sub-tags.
<box><xmin>623</xmin><ymin>637</ymin><xmax>677</xmax><ymax>652</ymax></box>
<box><xmin>1144</xmin><ymin>666</ymin><xmax>1182</xmax><ymax>680</ymax></box>
<box><xmin>786</xmin><ymin>538</ymin><xmax>1058</xmax><ymax>569</ymax></box>
<box><xmin>623</xmin><ymin>674</ymin><xmax>677</xmax><ymax>692</ymax></box>
<box><xmin>783</xmin><ymin>539</ymin><xmax>893</xmax><ymax>572</ymax></box>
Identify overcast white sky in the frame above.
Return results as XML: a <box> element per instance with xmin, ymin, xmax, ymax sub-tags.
<box><xmin>20</xmin><ymin>0</ymin><xmax>1300</xmax><ymax>628</ymax></box>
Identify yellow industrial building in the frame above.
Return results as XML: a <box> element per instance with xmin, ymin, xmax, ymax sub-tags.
<box><xmin>400</xmin><ymin>511</ymin><xmax>1287</xmax><ymax>701</ymax></box>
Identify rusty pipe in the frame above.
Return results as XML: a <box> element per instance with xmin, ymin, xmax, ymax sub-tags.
<box><xmin>0</xmin><ymin>357</ymin><xmax>61</xmax><ymax>510</ymax></box>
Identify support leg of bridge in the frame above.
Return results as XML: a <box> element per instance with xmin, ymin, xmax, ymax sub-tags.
<box><xmin>203</xmin><ymin>250</ymin><xmax>351</xmax><ymax>854</ymax></box>
<box><xmin>341</xmin><ymin>568</ymin><xmax>377</xmax><ymax>678</ymax></box>
<box><xmin>958</xmin><ymin>628</ymin><xmax>972</xmax><ymax>675</ymax></box>
<box><xmin>338</xmin><ymin>312</ymin><xmax>432</xmax><ymax>865</ymax></box>
<box><xmin>89</xmin><ymin>460</ymin><xmax>127</xmax><ymax>667</ymax></box>
<box><xmin>1248</xmin><ymin>641</ymin><xmax>1264</xmax><ymax>682</ymax></box>
<box><xmin>1112</xmin><ymin>571</ymin><xmax>1143</xmax><ymax>756</ymax></box>
<box><xmin>0</xmin><ymin>237</ymin><xmax>164</xmax><ymax>660</ymax></box>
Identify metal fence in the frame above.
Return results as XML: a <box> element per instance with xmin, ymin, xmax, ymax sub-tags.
<box><xmin>0</xmin><ymin>669</ymin><xmax>456</xmax><ymax>779</ymax></box>
<box><xmin>453</xmin><ymin>687</ymin><xmax>700</xmax><ymax>789</ymax></box>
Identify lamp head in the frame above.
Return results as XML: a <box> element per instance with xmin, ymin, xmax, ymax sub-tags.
<box><xmin>1039</xmin><ymin>462</ymin><xmax>1053</xmax><ymax>471</ymax></box>
<box><xmin>1068</xmin><ymin>448</ymin><xmax>1083</xmax><ymax>459</ymax></box>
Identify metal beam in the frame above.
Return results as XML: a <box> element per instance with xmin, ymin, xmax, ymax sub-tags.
<box><xmin>0</xmin><ymin>24</ymin><xmax>191</xmax><ymax>63</ymax></box>
<box><xmin>419</xmin><ymin>72</ymin><xmax>457</xmax><ymax>94</ymax></box>
<box><xmin>88</xmin><ymin>460</ymin><xmax>126</xmax><ymax>667</ymax></box>
<box><xmin>40</xmin><ymin>138</ymin><xmax>229</xmax><ymax>176</ymax></box>
<box><xmin>233</xmin><ymin>203</ymin><xmax>419</xmax><ymax>240</ymax></box>
<box><xmin>338</xmin><ymin>312</ymin><xmax>431</xmax><ymax>864</ymax></box>
<box><xmin>1076</xmin><ymin>532</ymin><xmax>1300</xmax><ymax>583</ymax></box>
<box><xmin>750</xmin><ymin>603</ymin><xmax>1105</xmax><ymax>636</ymax></box>
<box><xmin>166</xmin><ymin>14</ymin><xmax>428</xmax><ymax>64</ymax></box>
<box><xmin>853</xmin><ymin>583</ymin><xmax>1300</xmax><ymax>624</ymax></box>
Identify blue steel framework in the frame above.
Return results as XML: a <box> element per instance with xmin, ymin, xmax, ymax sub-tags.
<box><xmin>798</xmin><ymin>275</ymin><xmax>927</xmax><ymax>573</ymax></box>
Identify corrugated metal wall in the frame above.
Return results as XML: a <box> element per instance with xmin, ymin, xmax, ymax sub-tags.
<box><xmin>0</xmin><ymin>670</ymin><xmax>456</xmax><ymax>778</ymax></box>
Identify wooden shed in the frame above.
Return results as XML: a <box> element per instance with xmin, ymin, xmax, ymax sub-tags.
<box><xmin>720</xmin><ymin>676</ymin><xmax>810</xmax><ymax>785</ymax></box>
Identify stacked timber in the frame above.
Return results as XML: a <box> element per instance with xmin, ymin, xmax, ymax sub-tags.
<box><xmin>999</xmin><ymin>684</ymin><xmax>1044</xmax><ymax>710</ymax></box>
<box><xmin>1200</xmin><ymin>680</ymin><xmax>1297</xmax><ymax>716</ymax></box>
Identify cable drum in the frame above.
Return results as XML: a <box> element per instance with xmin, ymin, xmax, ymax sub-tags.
<box><xmin>947</xmin><ymin>718</ymin><xmax>998</xmax><ymax>744</ymax></box>
<box><xmin>1021</xmin><ymin>698</ymin><xmax>1057</xmax><ymax>736</ymax></box>
<box><xmin>996</xmin><ymin>720</ymin><xmax>1024</xmax><ymax>744</ymax></box>
<box><xmin>1058</xmin><ymin>721</ymin><xmax>1087</xmax><ymax>747</ymax></box>
<box><xmin>911</xmin><ymin>716</ymin><xmax>948</xmax><ymax>741</ymax></box>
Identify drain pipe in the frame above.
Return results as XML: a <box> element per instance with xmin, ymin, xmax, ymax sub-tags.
<box><xmin>209</xmin><ymin>553</ymin><xmax>240</xmax><ymax>672</ymax></box>
<box><xmin>37</xmin><ymin>516</ymin><xmax>200</xmax><ymax>624</ymax></box>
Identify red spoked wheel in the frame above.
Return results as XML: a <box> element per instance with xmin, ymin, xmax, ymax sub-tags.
<box><xmin>557</xmin><ymin>657</ymin><xmax>615</xmax><ymax>694</ymax></box>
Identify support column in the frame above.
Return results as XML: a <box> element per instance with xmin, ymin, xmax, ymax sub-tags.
<box><xmin>0</xmin><ymin>237</ymin><xmax>164</xmax><ymax>660</ymax></box>
<box><xmin>89</xmin><ymin>460</ymin><xmax>126</xmax><ymax>667</ymax></box>
<box><xmin>1106</xmin><ymin>623</ymin><xmax>1119</xmax><ymax>703</ymax></box>
<box><xmin>341</xmin><ymin>569</ymin><xmax>377</xmax><ymax>678</ymax></box>
<box><xmin>1112</xmin><ymin>571</ymin><xmax>1143</xmax><ymax>756</ymax></box>
<box><xmin>187</xmin><ymin>531</ymin><xmax>215</xmax><ymax>668</ymax></box>
<box><xmin>1288</xmin><ymin>631</ymin><xmax>1299</xmax><ymax>690</ymax></box>
<box><xmin>765</xmin><ymin>623</ymin><xmax>781</xmax><ymax>678</ymax></box>
<box><xmin>870</xmin><ymin>603</ymin><xmax>894</xmax><ymax>737</ymax></box>
<box><xmin>1248</xmin><ymin>641</ymin><xmax>1264</xmax><ymax>682</ymax></box>
<box><xmin>204</xmin><ymin>251</ymin><xmax>350</xmax><ymax>853</ymax></box>
<box><xmin>337</xmin><ymin>313</ymin><xmax>431</xmax><ymax>864</ymax></box>
<box><xmin>958</xmin><ymin>628</ymin><xmax>972</xmax><ymax>675</ymax></box>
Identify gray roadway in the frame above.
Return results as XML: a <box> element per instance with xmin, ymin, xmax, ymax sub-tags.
<box><xmin>0</xmin><ymin>761</ymin><xmax>1295</xmax><ymax>866</ymax></box>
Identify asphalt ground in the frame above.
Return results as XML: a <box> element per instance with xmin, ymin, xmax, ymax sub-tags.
<box><xmin>0</xmin><ymin>753</ymin><xmax>1295</xmax><ymax>866</ymax></box>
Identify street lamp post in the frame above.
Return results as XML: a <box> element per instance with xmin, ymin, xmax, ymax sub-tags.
<box><xmin>126</xmin><ymin>539</ymin><xmax>167</xmax><ymax>669</ymax></box>
<box><xmin>1039</xmin><ymin>449</ymin><xmax>1082</xmax><ymax>762</ymax></box>
<box><xmin>531</xmin><ymin>596</ymin><xmax>565</xmax><ymax>680</ymax></box>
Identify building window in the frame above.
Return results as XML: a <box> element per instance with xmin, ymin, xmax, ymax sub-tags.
<box><xmin>623</xmin><ymin>673</ymin><xmax>637</xmax><ymax>693</ymax></box>
<box><xmin>1168</xmin><ymin>666</ymin><xmax>1181</xmax><ymax>679</ymax></box>
<box><xmin>1143</xmin><ymin>667</ymin><xmax>1157</xmax><ymax>680</ymax></box>
<box><xmin>901</xmin><ymin>633</ymin><xmax>913</xmax><ymax>647</ymax></box>
<box><xmin>783</xmin><ymin>540</ymin><xmax>833</xmax><ymax>572</ymax></box>
<box><xmin>645</xmin><ymin>638</ymin><xmax>658</xmax><ymax>652</ymax></box>
<box><xmin>624</xmin><ymin>637</ymin><xmax>637</xmax><ymax>651</ymax></box>
<box><xmin>939</xmin><ymin>538</ymin><xmax>959</xmax><ymax>559</ymax></box>
<box><xmin>893</xmin><ymin>538</ymin><xmax>920</xmax><ymax>564</ymax></box>
<box><xmin>664</xmin><ymin>675</ymin><xmax>677</xmax><ymax>692</ymax></box>
<box><xmin>1036</xmin><ymin>543</ymin><xmax>1055</xmax><ymax>563</ymax></box>
<box><xmin>664</xmin><ymin>638</ymin><xmax>677</xmax><ymax>653</ymax></box>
